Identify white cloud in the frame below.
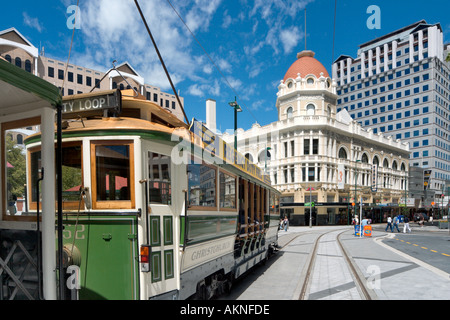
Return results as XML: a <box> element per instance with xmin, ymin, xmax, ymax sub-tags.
<box><xmin>74</xmin><ymin>0</ymin><xmax>222</xmax><ymax>90</ymax></box>
<box><xmin>187</xmin><ymin>79</ymin><xmax>221</xmax><ymax>97</ymax></box>
<box><xmin>23</xmin><ymin>13</ymin><xmax>44</xmax><ymax>33</ymax></box>
<box><xmin>280</xmin><ymin>27</ymin><xmax>302</xmax><ymax>54</ymax></box>
<box><xmin>246</xmin><ymin>0</ymin><xmax>313</xmax><ymax>56</ymax></box>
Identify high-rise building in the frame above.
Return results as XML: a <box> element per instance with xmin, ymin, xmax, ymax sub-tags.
<box><xmin>332</xmin><ymin>20</ymin><xmax>450</xmax><ymax>207</ymax></box>
<box><xmin>0</xmin><ymin>27</ymin><xmax>185</xmax><ymax>122</ymax></box>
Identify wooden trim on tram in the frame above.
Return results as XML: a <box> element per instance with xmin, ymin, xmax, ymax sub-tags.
<box><xmin>90</xmin><ymin>140</ymin><xmax>135</xmax><ymax>210</ymax></box>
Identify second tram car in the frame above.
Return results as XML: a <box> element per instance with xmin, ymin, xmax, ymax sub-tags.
<box><xmin>23</xmin><ymin>90</ymin><xmax>281</xmax><ymax>300</ymax></box>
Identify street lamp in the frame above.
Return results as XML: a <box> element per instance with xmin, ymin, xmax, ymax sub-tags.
<box><xmin>228</xmin><ymin>97</ymin><xmax>242</xmax><ymax>153</ymax></box>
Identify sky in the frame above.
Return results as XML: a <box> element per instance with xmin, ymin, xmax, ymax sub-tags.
<box><xmin>3</xmin><ymin>0</ymin><xmax>450</xmax><ymax>133</ymax></box>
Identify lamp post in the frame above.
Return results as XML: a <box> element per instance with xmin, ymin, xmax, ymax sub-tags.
<box><xmin>228</xmin><ymin>97</ymin><xmax>242</xmax><ymax>154</ymax></box>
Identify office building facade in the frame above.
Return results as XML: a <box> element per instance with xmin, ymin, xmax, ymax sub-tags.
<box><xmin>332</xmin><ymin>20</ymin><xmax>450</xmax><ymax>207</ymax></box>
<box><xmin>0</xmin><ymin>27</ymin><xmax>185</xmax><ymax>122</ymax></box>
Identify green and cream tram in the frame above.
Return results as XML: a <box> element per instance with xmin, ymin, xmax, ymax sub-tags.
<box><xmin>21</xmin><ymin>90</ymin><xmax>280</xmax><ymax>300</ymax></box>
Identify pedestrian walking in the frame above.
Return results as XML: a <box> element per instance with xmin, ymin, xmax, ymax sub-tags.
<box><xmin>283</xmin><ymin>216</ymin><xmax>289</xmax><ymax>231</ymax></box>
<box><xmin>419</xmin><ymin>216</ymin><xmax>424</xmax><ymax>228</ymax></box>
<box><xmin>385</xmin><ymin>216</ymin><xmax>393</xmax><ymax>232</ymax></box>
<box><xmin>393</xmin><ymin>215</ymin><xmax>401</xmax><ymax>232</ymax></box>
<box><xmin>403</xmin><ymin>215</ymin><xmax>411</xmax><ymax>233</ymax></box>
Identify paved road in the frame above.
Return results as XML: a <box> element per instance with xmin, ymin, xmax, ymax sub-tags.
<box><xmin>219</xmin><ymin>225</ymin><xmax>450</xmax><ymax>300</ymax></box>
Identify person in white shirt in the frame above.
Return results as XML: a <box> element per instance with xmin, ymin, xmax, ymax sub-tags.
<box><xmin>385</xmin><ymin>216</ymin><xmax>393</xmax><ymax>232</ymax></box>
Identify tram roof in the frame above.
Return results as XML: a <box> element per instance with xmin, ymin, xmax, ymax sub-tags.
<box><xmin>25</xmin><ymin>89</ymin><xmax>277</xmax><ymax>190</ymax></box>
<box><xmin>0</xmin><ymin>58</ymin><xmax>61</xmax><ymax>114</ymax></box>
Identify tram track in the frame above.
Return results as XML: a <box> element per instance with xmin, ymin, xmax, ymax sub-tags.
<box><xmin>296</xmin><ymin>228</ymin><xmax>373</xmax><ymax>300</ymax></box>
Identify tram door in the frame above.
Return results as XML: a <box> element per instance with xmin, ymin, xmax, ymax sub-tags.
<box><xmin>143</xmin><ymin>150</ymin><xmax>178</xmax><ymax>298</ymax></box>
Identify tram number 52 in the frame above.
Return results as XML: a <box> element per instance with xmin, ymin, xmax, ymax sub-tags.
<box><xmin>63</xmin><ymin>224</ymin><xmax>85</xmax><ymax>240</ymax></box>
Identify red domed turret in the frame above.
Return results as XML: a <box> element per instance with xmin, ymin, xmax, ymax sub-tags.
<box><xmin>283</xmin><ymin>50</ymin><xmax>329</xmax><ymax>82</ymax></box>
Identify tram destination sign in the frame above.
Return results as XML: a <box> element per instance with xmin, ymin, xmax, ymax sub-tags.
<box><xmin>61</xmin><ymin>89</ymin><xmax>122</xmax><ymax>118</ymax></box>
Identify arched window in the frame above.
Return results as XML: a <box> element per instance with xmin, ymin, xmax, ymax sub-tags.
<box><xmin>119</xmin><ymin>83</ymin><xmax>124</xmax><ymax>90</ymax></box>
<box><xmin>25</xmin><ymin>60</ymin><xmax>32</xmax><ymax>73</ymax></box>
<box><xmin>306</xmin><ymin>104</ymin><xmax>315</xmax><ymax>116</ymax></box>
<box><xmin>258</xmin><ymin>149</ymin><xmax>271</xmax><ymax>163</ymax></box>
<box><xmin>327</xmin><ymin>105</ymin><xmax>332</xmax><ymax>118</ymax></box>
<box><xmin>373</xmin><ymin>156</ymin><xmax>380</xmax><ymax>167</ymax></box>
<box><xmin>286</xmin><ymin>107</ymin><xmax>293</xmax><ymax>119</ymax></box>
<box><xmin>15</xmin><ymin>57</ymin><xmax>22</xmax><ymax>68</ymax></box>
<box><xmin>392</xmin><ymin>161</ymin><xmax>398</xmax><ymax>171</ymax></box>
<box><xmin>338</xmin><ymin>147</ymin><xmax>347</xmax><ymax>159</ymax></box>
<box><xmin>307</xmin><ymin>78</ymin><xmax>314</xmax><ymax>85</ymax></box>
<box><xmin>287</xmin><ymin>81</ymin><xmax>293</xmax><ymax>88</ymax></box>
<box><xmin>361</xmin><ymin>153</ymin><xmax>369</xmax><ymax>163</ymax></box>
<box><xmin>383</xmin><ymin>158</ymin><xmax>389</xmax><ymax>168</ymax></box>
<box><xmin>244</xmin><ymin>153</ymin><xmax>253</xmax><ymax>163</ymax></box>
<box><xmin>400</xmin><ymin>163</ymin><xmax>406</xmax><ymax>171</ymax></box>
<box><xmin>5</xmin><ymin>55</ymin><xmax>11</xmax><ymax>63</ymax></box>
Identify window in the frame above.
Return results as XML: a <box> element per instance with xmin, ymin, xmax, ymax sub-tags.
<box><xmin>338</xmin><ymin>147</ymin><xmax>347</xmax><ymax>159</ymax></box>
<box><xmin>306</xmin><ymin>104</ymin><xmax>315</xmax><ymax>115</ymax></box>
<box><xmin>308</xmin><ymin>167</ymin><xmax>315</xmax><ymax>182</ymax></box>
<box><xmin>148</xmin><ymin>152</ymin><xmax>171</xmax><ymax>204</ymax></box>
<box><xmin>15</xmin><ymin>57</ymin><xmax>21</xmax><ymax>68</ymax></box>
<box><xmin>188</xmin><ymin>163</ymin><xmax>216</xmax><ymax>208</ymax></box>
<box><xmin>91</xmin><ymin>141</ymin><xmax>135</xmax><ymax>209</ymax></box>
<box><xmin>304</xmin><ymin>139</ymin><xmax>310</xmax><ymax>155</ymax></box>
<box><xmin>48</xmin><ymin>67</ymin><xmax>54</xmax><ymax>78</ymax></box>
<box><xmin>286</xmin><ymin>107</ymin><xmax>293</xmax><ymax>119</ymax></box>
<box><xmin>68</xmin><ymin>72</ymin><xmax>73</xmax><ymax>82</ymax></box>
<box><xmin>86</xmin><ymin>76</ymin><xmax>92</xmax><ymax>87</ymax></box>
<box><xmin>312</xmin><ymin>139</ymin><xmax>319</xmax><ymax>155</ymax></box>
<box><xmin>3</xmin><ymin>117</ymin><xmax>40</xmax><ymax>220</ymax></box>
<box><xmin>219</xmin><ymin>171</ymin><xmax>236</xmax><ymax>210</ymax></box>
<box><xmin>77</xmin><ymin>74</ymin><xmax>83</xmax><ymax>85</ymax></box>
<box><xmin>25</xmin><ymin>60</ymin><xmax>32</xmax><ymax>73</ymax></box>
<box><xmin>58</xmin><ymin>69</ymin><xmax>64</xmax><ymax>80</ymax></box>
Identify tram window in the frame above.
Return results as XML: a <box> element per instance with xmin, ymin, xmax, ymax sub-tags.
<box><xmin>148</xmin><ymin>152</ymin><xmax>171</xmax><ymax>205</ymax></box>
<box><xmin>219</xmin><ymin>171</ymin><xmax>236</xmax><ymax>210</ymax></box>
<box><xmin>187</xmin><ymin>163</ymin><xmax>216</xmax><ymax>208</ymax></box>
<box><xmin>2</xmin><ymin>117</ymin><xmax>40</xmax><ymax>220</ymax></box>
<box><xmin>91</xmin><ymin>141</ymin><xmax>135</xmax><ymax>209</ymax></box>
<box><xmin>29</xmin><ymin>142</ymin><xmax>82</xmax><ymax>210</ymax></box>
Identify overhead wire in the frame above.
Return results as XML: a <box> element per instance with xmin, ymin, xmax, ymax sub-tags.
<box><xmin>164</xmin><ymin>0</ymin><xmax>262</xmax><ymax>125</ymax></box>
<box><xmin>60</xmin><ymin>0</ymin><xmax>79</xmax><ymax>96</ymax></box>
<box><xmin>134</xmin><ymin>0</ymin><xmax>190</xmax><ymax>124</ymax></box>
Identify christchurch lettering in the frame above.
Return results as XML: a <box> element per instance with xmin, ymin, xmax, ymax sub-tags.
<box><xmin>191</xmin><ymin>242</ymin><xmax>230</xmax><ymax>261</ymax></box>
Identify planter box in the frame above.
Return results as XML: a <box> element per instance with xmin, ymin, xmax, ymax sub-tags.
<box><xmin>438</xmin><ymin>221</ymin><xmax>449</xmax><ymax>229</ymax></box>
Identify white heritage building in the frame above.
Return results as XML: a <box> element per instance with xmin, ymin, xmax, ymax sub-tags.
<box><xmin>223</xmin><ymin>50</ymin><xmax>410</xmax><ymax>226</ymax></box>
